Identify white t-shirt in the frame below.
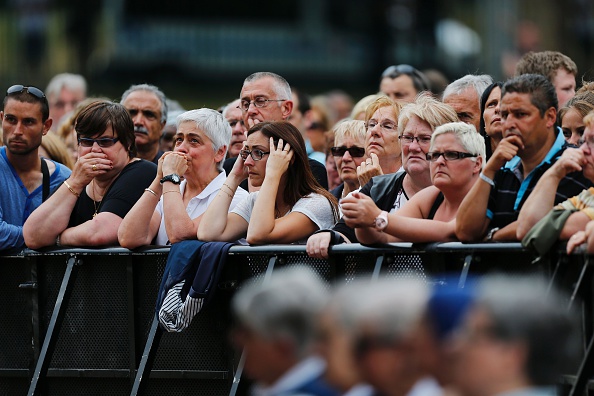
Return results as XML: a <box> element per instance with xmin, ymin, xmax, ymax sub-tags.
<box><xmin>155</xmin><ymin>172</ymin><xmax>249</xmax><ymax>245</ymax></box>
<box><xmin>231</xmin><ymin>192</ymin><xmax>336</xmax><ymax>243</ymax></box>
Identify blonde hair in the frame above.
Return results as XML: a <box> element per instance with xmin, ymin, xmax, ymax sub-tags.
<box><xmin>364</xmin><ymin>96</ymin><xmax>403</xmax><ymax>123</ymax></box>
<box><xmin>332</xmin><ymin>119</ymin><xmax>366</xmax><ymax>145</ymax></box>
<box><xmin>40</xmin><ymin>133</ymin><xmax>75</xmax><ymax>169</ymax></box>
<box><xmin>350</xmin><ymin>93</ymin><xmax>386</xmax><ymax>120</ymax></box>
<box><xmin>397</xmin><ymin>94</ymin><xmax>459</xmax><ymax>135</ymax></box>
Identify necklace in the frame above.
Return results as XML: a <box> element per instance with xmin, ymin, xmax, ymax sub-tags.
<box><xmin>91</xmin><ymin>179</ymin><xmax>101</xmax><ymax>218</ymax></box>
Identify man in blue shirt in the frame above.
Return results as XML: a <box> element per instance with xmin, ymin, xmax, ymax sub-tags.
<box><xmin>0</xmin><ymin>84</ymin><xmax>71</xmax><ymax>252</ymax></box>
<box><xmin>456</xmin><ymin>74</ymin><xmax>591</xmax><ymax>242</ymax></box>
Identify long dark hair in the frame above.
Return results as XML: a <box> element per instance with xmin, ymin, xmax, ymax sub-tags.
<box><xmin>479</xmin><ymin>81</ymin><xmax>503</xmax><ymax>160</ymax></box>
<box><xmin>248</xmin><ymin>121</ymin><xmax>339</xmax><ymax>222</ymax></box>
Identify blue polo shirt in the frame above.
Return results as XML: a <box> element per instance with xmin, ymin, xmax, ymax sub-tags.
<box><xmin>486</xmin><ymin>128</ymin><xmax>592</xmax><ymax>228</ymax></box>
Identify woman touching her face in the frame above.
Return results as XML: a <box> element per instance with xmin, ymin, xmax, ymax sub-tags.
<box><xmin>198</xmin><ymin>121</ymin><xmax>339</xmax><ymax>245</ymax></box>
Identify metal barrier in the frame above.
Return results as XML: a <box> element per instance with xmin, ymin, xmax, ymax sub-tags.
<box><xmin>0</xmin><ymin>242</ymin><xmax>588</xmax><ymax>396</ymax></box>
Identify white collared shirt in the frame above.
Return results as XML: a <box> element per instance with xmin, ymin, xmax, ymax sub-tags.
<box><xmin>155</xmin><ymin>172</ymin><xmax>248</xmax><ymax>245</ymax></box>
<box><xmin>251</xmin><ymin>356</ymin><xmax>327</xmax><ymax>396</ymax></box>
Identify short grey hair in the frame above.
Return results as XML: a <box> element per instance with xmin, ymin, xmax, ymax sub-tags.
<box><xmin>475</xmin><ymin>274</ymin><xmax>580</xmax><ymax>386</ymax></box>
<box><xmin>232</xmin><ymin>265</ymin><xmax>329</xmax><ymax>359</ymax></box>
<box><xmin>222</xmin><ymin>98</ymin><xmax>241</xmax><ymax>118</ymax></box>
<box><xmin>431</xmin><ymin>122</ymin><xmax>486</xmax><ymax>168</ymax></box>
<box><xmin>353</xmin><ymin>277</ymin><xmax>429</xmax><ymax>341</ymax></box>
<box><xmin>242</xmin><ymin>72</ymin><xmax>292</xmax><ymax>101</ymax></box>
<box><xmin>121</xmin><ymin>83</ymin><xmax>168</xmax><ymax>124</ymax></box>
<box><xmin>176</xmin><ymin>108</ymin><xmax>231</xmax><ymax>172</ymax></box>
<box><xmin>442</xmin><ymin>74</ymin><xmax>493</xmax><ymax>105</ymax></box>
<box><xmin>45</xmin><ymin>73</ymin><xmax>87</xmax><ymax>101</ymax></box>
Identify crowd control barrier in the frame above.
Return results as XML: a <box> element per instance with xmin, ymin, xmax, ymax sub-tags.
<box><xmin>0</xmin><ymin>242</ymin><xmax>591</xmax><ymax>396</ymax></box>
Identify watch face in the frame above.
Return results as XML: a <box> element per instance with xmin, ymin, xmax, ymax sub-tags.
<box><xmin>172</xmin><ymin>174</ymin><xmax>180</xmax><ymax>183</ymax></box>
<box><xmin>375</xmin><ymin>218</ymin><xmax>387</xmax><ymax>229</ymax></box>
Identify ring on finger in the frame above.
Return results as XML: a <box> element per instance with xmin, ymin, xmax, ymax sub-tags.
<box><xmin>92</xmin><ymin>164</ymin><xmax>97</xmax><ymax>171</ymax></box>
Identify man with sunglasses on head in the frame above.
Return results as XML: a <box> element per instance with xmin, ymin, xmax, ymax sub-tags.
<box><xmin>379</xmin><ymin>64</ymin><xmax>431</xmax><ymax>103</ymax></box>
<box><xmin>223</xmin><ymin>72</ymin><xmax>328</xmax><ymax>191</ymax></box>
<box><xmin>0</xmin><ymin>84</ymin><xmax>71</xmax><ymax>252</ymax></box>
<box><xmin>456</xmin><ymin>74</ymin><xmax>592</xmax><ymax>242</ymax></box>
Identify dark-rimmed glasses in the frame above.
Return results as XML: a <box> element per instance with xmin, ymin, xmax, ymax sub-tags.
<box><xmin>426</xmin><ymin>151</ymin><xmax>476</xmax><ymax>162</ymax></box>
<box><xmin>78</xmin><ymin>137</ymin><xmax>120</xmax><ymax>148</ymax></box>
<box><xmin>330</xmin><ymin>146</ymin><xmax>366</xmax><ymax>158</ymax></box>
<box><xmin>238</xmin><ymin>98</ymin><xmax>286</xmax><ymax>112</ymax></box>
<box><xmin>240</xmin><ymin>148</ymin><xmax>270</xmax><ymax>161</ymax></box>
<box><xmin>399</xmin><ymin>135</ymin><xmax>432</xmax><ymax>145</ymax></box>
<box><xmin>6</xmin><ymin>84</ymin><xmax>46</xmax><ymax>99</ymax></box>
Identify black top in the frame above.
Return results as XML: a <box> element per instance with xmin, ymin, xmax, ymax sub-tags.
<box><xmin>68</xmin><ymin>159</ymin><xmax>157</xmax><ymax>226</ymax></box>
<box><xmin>223</xmin><ymin>157</ymin><xmax>329</xmax><ymax>191</ymax></box>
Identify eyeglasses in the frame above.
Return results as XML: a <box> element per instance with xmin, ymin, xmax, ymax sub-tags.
<box><xmin>239</xmin><ymin>148</ymin><xmax>270</xmax><ymax>161</ymax></box>
<box><xmin>398</xmin><ymin>135</ymin><xmax>432</xmax><ymax>145</ymax></box>
<box><xmin>238</xmin><ymin>98</ymin><xmax>286</xmax><ymax>112</ymax></box>
<box><xmin>330</xmin><ymin>146</ymin><xmax>366</xmax><ymax>157</ymax></box>
<box><xmin>426</xmin><ymin>151</ymin><xmax>476</xmax><ymax>162</ymax></box>
<box><xmin>78</xmin><ymin>137</ymin><xmax>120</xmax><ymax>148</ymax></box>
<box><xmin>366</xmin><ymin>119</ymin><xmax>397</xmax><ymax>132</ymax></box>
<box><xmin>6</xmin><ymin>84</ymin><xmax>46</xmax><ymax>99</ymax></box>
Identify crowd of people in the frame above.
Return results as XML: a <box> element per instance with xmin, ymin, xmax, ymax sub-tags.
<box><xmin>1</xmin><ymin>50</ymin><xmax>592</xmax><ymax>394</ymax></box>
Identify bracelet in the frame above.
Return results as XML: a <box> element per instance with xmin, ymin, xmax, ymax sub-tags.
<box><xmin>222</xmin><ymin>183</ymin><xmax>235</xmax><ymax>195</ymax></box>
<box><xmin>56</xmin><ymin>234</ymin><xmax>61</xmax><ymax>246</ymax></box>
<box><xmin>485</xmin><ymin>227</ymin><xmax>500</xmax><ymax>242</ymax></box>
<box><xmin>479</xmin><ymin>172</ymin><xmax>495</xmax><ymax>187</ymax></box>
<box><xmin>220</xmin><ymin>189</ymin><xmax>233</xmax><ymax>199</ymax></box>
<box><xmin>163</xmin><ymin>190</ymin><xmax>181</xmax><ymax>195</ymax></box>
<box><xmin>144</xmin><ymin>188</ymin><xmax>158</xmax><ymax>198</ymax></box>
<box><xmin>63</xmin><ymin>180</ymin><xmax>80</xmax><ymax>197</ymax></box>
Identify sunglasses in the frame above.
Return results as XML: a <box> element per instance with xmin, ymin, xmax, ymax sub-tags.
<box><xmin>78</xmin><ymin>137</ymin><xmax>120</xmax><ymax>148</ymax></box>
<box><xmin>6</xmin><ymin>84</ymin><xmax>46</xmax><ymax>99</ymax></box>
<box><xmin>330</xmin><ymin>146</ymin><xmax>366</xmax><ymax>158</ymax></box>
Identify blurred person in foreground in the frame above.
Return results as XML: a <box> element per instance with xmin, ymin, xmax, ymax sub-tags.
<box><xmin>352</xmin><ymin>277</ymin><xmax>441</xmax><ymax>396</ymax></box>
<box><xmin>307</xmin><ymin>95</ymin><xmax>458</xmax><ymax>258</ymax></box>
<box><xmin>344</xmin><ymin>122</ymin><xmax>484</xmax><ymax>244</ymax></box>
<box><xmin>198</xmin><ymin>121</ymin><xmax>338</xmax><ymax>245</ymax></box>
<box><xmin>23</xmin><ymin>100</ymin><xmax>156</xmax><ymax>248</ymax></box>
<box><xmin>39</xmin><ymin>132</ymin><xmax>75</xmax><ymax>169</ymax></box>
<box><xmin>316</xmin><ymin>280</ymin><xmax>375</xmax><ymax>396</ymax></box>
<box><xmin>118</xmin><ymin>108</ymin><xmax>248</xmax><ymax>248</ymax></box>
<box><xmin>231</xmin><ymin>265</ymin><xmax>340</xmax><ymax>396</ymax></box>
<box><xmin>449</xmin><ymin>274</ymin><xmax>579</xmax><ymax>396</ymax></box>
<box><xmin>45</xmin><ymin>72</ymin><xmax>87</xmax><ymax>132</ymax></box>
<box><xmin>0</xmin><ymin>84</ymin><xmax>71</xmax><ymax>252</ymax></box>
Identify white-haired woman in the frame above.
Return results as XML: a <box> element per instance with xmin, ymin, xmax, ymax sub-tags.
<box><xmin>329</xmin><ymin>119</ymin><xmax>368</xmax><ymax>200</ymax></box>
<box><xmin>342</xmin><ymin>122</ymin><xmax>485</xmax><ymax>243</ymax></box>
<box><xmin>118</xmin><ymin>108</ymin><xmax>248</xmax><ymax>248</ymax></box>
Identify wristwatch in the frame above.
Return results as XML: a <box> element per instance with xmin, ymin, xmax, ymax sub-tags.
<box><xmin>160</xmin><ymin>174</ymin><xmax>181</xmax><ymax>185</ymax></box>
<box><xmin>374</xmin><ymin>211</ymin><xmax>389</xmax><ymax>232</ymax></box>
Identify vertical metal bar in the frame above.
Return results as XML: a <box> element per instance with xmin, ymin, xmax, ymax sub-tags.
<box><xmin>130</xmin><ymin>315</ymin><xmax>163</xmax><ymax>396</ymax></box>
<box><xmin>28</xmin><ymin>255</ymin><xmax>80</xmax><ymax>396</ymax></box>
<box><xmin>569</xmin><ymin>255</ymin><xmax>590</xmax><ymax>311</ymax></box>
<box><xmin>29</xmin><ymin>257</ymin><xmax>40</xmax><ymax>375</ymax></box>
<box><xmin>126</xmin><ymin>258</ymin><xmax>137</xmax><ymax>388</ymax></box>
<box><xmin>569</xmin><ymin>335</ymin><xmax>594</xmax><ymax>396</ymax></box>
<box><xmin>458</xmin><ymin>254</ymin><xmax>473</xmax><ymax>288</ymax></box>
<box><xmin>229</xmin><ymin>255</ymin><xmax>277</xmax><ymax>396</ymax></box>
<box><xmin>371</xmin><ymin>254</ymin><xmax>384</xmax><ymax>281</ymax></box>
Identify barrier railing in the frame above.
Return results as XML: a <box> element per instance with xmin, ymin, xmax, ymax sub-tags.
<box><xmin>0</xmin><ymin>242</ymin><xmax>588</xmax><ymax>396</ymax></box>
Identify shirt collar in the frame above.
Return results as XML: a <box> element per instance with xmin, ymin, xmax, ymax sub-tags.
<box><xmin>504</xmin><ymin>127</ymin><xmax>565</xmax><ymax>171</ymax></box>
<box><xmin>190</xmin><ymin>171</ymin><xmax>226</xmax><ymax>200</ymax></box>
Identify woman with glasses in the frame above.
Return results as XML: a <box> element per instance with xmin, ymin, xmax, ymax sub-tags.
<box><xmin>24</xmin><ymin>100</ymin><xmax>156</xmax><ymax>248</ymax></box>
<box><xmin>342</xmin><ymin>122</ymin><xmax>484</xmax><ymax>243</ymax></box>
<box><xmin>198</xmin><ymin>121</ymin><xmax>339</xmax><ymax>245</ymax></box>
<box><xmin>306</xmin><ymin>95</ymin><xmax>458</xmax><ymax>258</ymax></box>
<box><xmin>328</xmin><ymin>119</ymin><xmax>367</xmax><ymax>200</ymax></box>
<box><xmin>118</xmin><ymin>108</ymin><xmax>249</xmax><ymax>248</ymax></box>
